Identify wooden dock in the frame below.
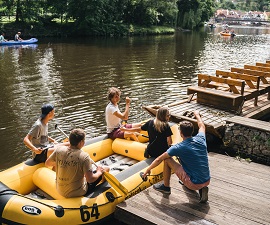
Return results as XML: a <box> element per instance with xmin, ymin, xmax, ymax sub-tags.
<box><xmin>114</xmin><ymin>152</ymin><xmax>270</xmax><ymax>225</ymax></box>
<box><xmin>114</xmin><ymin>61</ymin><xmax>270</xmax><ymax>224</ymax></box>
<box><xmin>143</xmin><ymin>61</ymin><xmax>270</xmax><ymax>139</ymax></box>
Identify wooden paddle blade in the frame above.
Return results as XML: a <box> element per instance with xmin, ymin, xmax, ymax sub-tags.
<box><xmin>104</xmin><ymin>172</ymin><xmax>128</xmax><ymax>196</ymax></box>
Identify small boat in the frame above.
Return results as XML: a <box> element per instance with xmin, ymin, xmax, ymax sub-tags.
<box><xmin>220</xmin><ymin>31</ymin><xmax>236</xmax><ymax>37</ymax></box>
<box><xmin>0</xmin><ymin>122</ymin><xmax>181</xmax><ymax>224</ymax></box>
<box><xmin>0</xmin><ymin>38</ymin><xmax>38</xmax><ymax>45</ymax></box>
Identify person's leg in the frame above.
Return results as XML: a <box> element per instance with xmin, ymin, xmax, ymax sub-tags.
<box><xmin>85</xmin><ymin>176</ymin><xmax>103</xmax><ymax>196</ymax></box>
<box><xmin>163</xmin><ymin>158</ymin><xmax>175</xmax><ymax>187</ymax></box>
<box><xmin>124</xmin><ymin>132</ymin><xmax>139</xmax><ymax>142</ymax></box>
<box><xmin>131</xmin><ymin>122</ymin><xmax>142</xmax><ymax>131</ymax></box>
<box><xmin>33</xmin><ymin>149</ymin><xmax>48</xmax><ymax>163</ymax></box>
<box><xmin>112</xmin><ymin>127</ymin><xmax>139</xmax><ymax>142</ymax></box>
<box><xmin>199</xmin><ymin>186</ymin><xmax>209</xmax><ymax>203</ymax></box>
<box><xmin>153</xmin><ymin>158</ymin><xmax>179</xmax><ymax>194</ymax></box>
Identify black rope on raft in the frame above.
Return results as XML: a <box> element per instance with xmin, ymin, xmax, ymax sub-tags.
<box><xmin>0</xmin><ymin>189</ymin><xmax>122</xmax><ymax>210</ymax></box>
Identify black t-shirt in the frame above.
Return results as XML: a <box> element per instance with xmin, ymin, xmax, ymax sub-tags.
<box><xmin>141</xmin><ymin>119</ymin><xmax>173</xmax><ymax>157</ymax></box>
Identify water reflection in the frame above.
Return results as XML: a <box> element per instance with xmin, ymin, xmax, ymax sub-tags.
<box><xmin>0</xmin><ymin>27</ymin><xmax>270</xmax><ymax>169</ymax></box>
<box><xmin>0</xmin><ymin>44</ymin><xmax>38</xmax><ymax>53</ymax></box>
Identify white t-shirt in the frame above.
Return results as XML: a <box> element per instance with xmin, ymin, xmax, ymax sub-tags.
<box><xmin>105</xmin><ymin>102</ymin><xmax>121</xmax><ymax>133</ymax></box>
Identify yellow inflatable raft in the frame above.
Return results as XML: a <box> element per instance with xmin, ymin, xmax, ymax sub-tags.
<box><xmin>0</xmin><ymin>123</ymin><xmax>181</xmax><ymax>225</ymax></box>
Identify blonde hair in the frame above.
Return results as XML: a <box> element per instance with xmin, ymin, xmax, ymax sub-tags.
<box><xmin>154</xmin><ymin>107</ymin><xmax>170</xmax><ymax>132</ymax></box>
<box><xmin>107</xmin><ymin>87</ymin><xmax>121</xmax><ymax>101</ymax></box>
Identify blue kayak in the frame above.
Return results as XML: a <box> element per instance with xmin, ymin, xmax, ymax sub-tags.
<box><xmin>0</xmin><ymin>38</ymin><xmax>38</xmax><ymax>45</ymax></box>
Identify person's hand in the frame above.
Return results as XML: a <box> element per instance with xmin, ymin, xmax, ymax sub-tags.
<box><xmin>97</xmin><ymin>166</ymin><xmax>105</xmax><ymax>174</ymax></box>
<box><xmin>142</xmin><ymin>169</ymin><xmax>151</xmax><ymax>179</ymax></box>
<box><xmin>193</xmin><ymin>110</ymin><xmax>201</xmax><ymax>117</ymax></box>
<box><xmin>33</xmin><ymin>147</ymin><xmax>43</xmax><ymax>154</ymax></box>
<box><xmin>125</xmin><ymin>97</ymin><xmax>131</xmax><ymax>105</ymax></box>
<box><xmin>120</xmin><ymin>126</ymin><xmax>126</xmax><ymax>132</ymax></box>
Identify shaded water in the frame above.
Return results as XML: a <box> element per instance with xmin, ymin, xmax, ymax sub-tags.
<box><xmin>0</xmin><ymin>26</ymin><xmax>270</xmax><ymax>170</ymax></box>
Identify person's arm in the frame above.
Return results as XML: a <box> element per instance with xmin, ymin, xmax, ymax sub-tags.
<box><xmin>167</xmin><ymin>136</ymin><xmax>172</xmax><ymax>146</ymax></box>
<box><xmin>23</xmin><ymin>134</ymin><xmax>43</xmax><ymax>154</ymax></box>
<box><xmin>120</xmin><ymin>126</ymin><xmax>142</xmax><ymax>132</ymax></box>
<box><xmin>84</xmin><ymin>166</ymin><xmax>104</xmax><ymax>183</ymax></box>
<box><xmin>194</xmin><ymin>110</ymin><xmax>205</xmax><ymax>133</ymax></box>
<box><xmin>45</xmin><ymin>152</ymin><xmax>56</xmax><ymax>167</ymax></box>
<box><xmin>48</xmin><ymin>136</ymin><xmax>58</xmax><ymax>144</ymax></box>
<box><xmin>113</xmin><ymin>97</ymin><xmax>131</xmax><ymax>120</ymax></box>
<box><xmin>142</xmin><ymin>152</ymin><xmax>170</xmax><ymax>178</ymax></box>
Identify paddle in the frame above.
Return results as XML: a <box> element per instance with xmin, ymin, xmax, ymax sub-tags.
<box><xmin>55</xmin><ymin>124</ymin><xmax>128</xmax><ymax>196</ymax></box>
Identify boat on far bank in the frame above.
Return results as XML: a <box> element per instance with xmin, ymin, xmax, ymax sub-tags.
<box><xmin>0</xmin><ymin>38</ymin><xmax>38</xmax><ymax>45</ymax></box>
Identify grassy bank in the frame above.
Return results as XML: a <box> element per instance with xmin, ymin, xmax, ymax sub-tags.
<box><xmin>0</xmin><ymin>21</ymin><xmax>175</xmax><ymax>39</ymax></box>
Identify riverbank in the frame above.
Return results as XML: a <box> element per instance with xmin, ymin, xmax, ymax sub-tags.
<box><xmin>0</xmin><ymin>22</ymin><xmax>175</xmax><ymax>39</ymax></box>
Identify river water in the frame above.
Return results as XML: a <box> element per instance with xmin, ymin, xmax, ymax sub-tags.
<box><xmin>1</xmin><ymin>26</ymin><xmax>270</xmax><ymax>170</ymax></box>
<box><xmin>0</xmin><ymin>25</ymin><xmax>270</xmax><ymax>224</ymax></box>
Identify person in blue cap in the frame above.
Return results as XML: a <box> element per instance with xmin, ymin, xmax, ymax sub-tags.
<box><xmin>24</xmin><ymin>103</ymin><xmax>69</xmax><ymax>163</ymax></box>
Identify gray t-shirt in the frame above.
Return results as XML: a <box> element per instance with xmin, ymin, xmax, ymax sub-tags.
<box><xmin>28</xmin><ymin>118</ymin><xmax>49</xmax><ymax>147</ymax></box>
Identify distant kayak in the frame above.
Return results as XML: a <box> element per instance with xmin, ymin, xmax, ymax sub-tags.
<box><xmin>0</xmin><ymin>38</ymin><xmax>38</xmax><ymax>45</ymax></box>
<box><xmin>220</xmin><ymin>31</ymin><xmax>236</xmax><ymax>37</ymax></box>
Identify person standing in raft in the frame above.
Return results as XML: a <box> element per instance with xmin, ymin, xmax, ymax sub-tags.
<box><xmin>141</xmin><ymin>107</ymin><xmax>173</xmax><ymax>158</ymax></box>
<box><xmin>45</xmin><ymin>128</ymin><xmax>109</xmax><ymax>198</ymax></box>
<box><xmin>23</xmin><ymin>103</ymin><xmax>69</xmax><ymax>163</ymax></box>
<box><xmin>142</xmin><ymin>111</ymin><xmax>210</xmax><ymax>203</ymax></box>
<box><xmin>105</xmin><ymin>87</ymin><xmax>141</xmax><ymax>141</ymax></box>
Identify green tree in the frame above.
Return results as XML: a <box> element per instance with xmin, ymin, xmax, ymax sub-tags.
<box><xmin>177</xmin><ymin>0</ymin><xmax>215</xmax><ymax>29</ymax></box>
<box><xmin>219</xmin><ymin>0</ymin><xmax>236</xmax><ymax>10</ymax></box>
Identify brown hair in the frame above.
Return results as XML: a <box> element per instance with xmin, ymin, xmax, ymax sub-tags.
<box><xmin>69</xmin><ymin>128</ymin><xmax>85</xmax><ymax>146</ymax></box>
<box><xmin>154</xmin><ymin>107</ymin><xmax>170</xmax><ymax>133</ymax></box>
<box><xmin>107</xmin><ymin>87</ymin><xmax>121</xmax><ymax>101</ymax></box>
<box><xmin>179</xmin><ymin>121</ymin><xmax>194</xmax><ymax>137</ymax></box>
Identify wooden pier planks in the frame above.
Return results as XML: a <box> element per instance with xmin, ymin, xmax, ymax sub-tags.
<box><xmin>143</xmin><ymin>61</ymin><xmax>270</xmax><ymax>139</ymax></box>
<box><xmin>114</xmin><ymin>153</ymin><xmax>270</xmax><ymax>225</ymax></box>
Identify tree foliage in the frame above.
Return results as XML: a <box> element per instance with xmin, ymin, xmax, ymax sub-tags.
<box><xmin>5</xmin><ymin>0</ymin><xmax>265</xmax><ymax>34</ymax></box>
<box><xmin>177</xmin><ymin>0</ymin><xmax>216</xmax><ymax>29</ymax></box>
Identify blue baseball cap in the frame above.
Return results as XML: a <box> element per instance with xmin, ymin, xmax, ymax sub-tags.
<box><xmin>40</xmin><ymin>104</ymin><xmax>54</xmax><ymax>119</ymax></box>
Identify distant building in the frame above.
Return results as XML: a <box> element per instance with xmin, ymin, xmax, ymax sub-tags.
<box><xmin>215</xmin><ymin>9</ymin><xmax>269</xmax><ymax>22</ymax></box>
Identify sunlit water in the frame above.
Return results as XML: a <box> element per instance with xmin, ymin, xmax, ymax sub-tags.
<box><xmin>0</xmin><ymin>26</ymin><xmax>270</xmax><ymax>171</ymax></box>
<box><xmin>0</xmin><ymin>25</ymin><xmax>270</xmax><ymax>225</ymax></box>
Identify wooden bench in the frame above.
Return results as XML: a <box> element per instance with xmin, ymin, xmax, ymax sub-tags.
<box><xmin>231</xmin><ymin>67</ymin><xmax>270</xmax><ymax>99</ymax></box>
<box><xmin>216</xmin><ymin>70</ymin><xmax>260</xmax><ymax>106</ymax></box>
<box><xmin>244</xmin><ymin>64</ymin><xmax>270</xmax><ymax>73</ymax></box>
<box><xmin>256</xmin><ymin>62</ymin><xmax>270</xmax><ymax>68</ymax></box>
<box><xmin>187</xmin><ymin>74</ymin><xmax>245</xmax><ymax>113</ymax></box>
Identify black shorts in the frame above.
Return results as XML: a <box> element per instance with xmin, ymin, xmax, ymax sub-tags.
<box><xmin>33</xmin><ymin>148</ymin><xmax>48</xmax><ymax>163</ymax></box>
<box><xmin>85</xmin><ymin>175</ymin><xmax>102</xmax><ymax>195</ymax></box>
